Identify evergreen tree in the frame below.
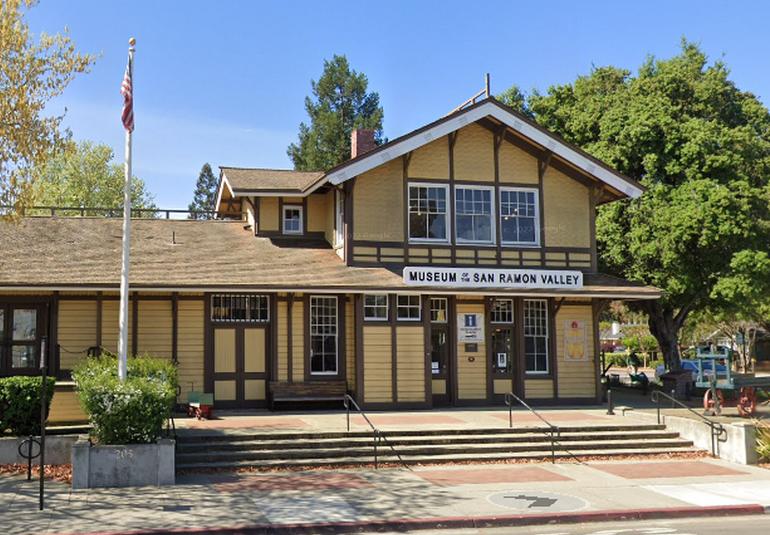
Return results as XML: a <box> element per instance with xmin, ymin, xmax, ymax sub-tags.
<box><xmin>188</xmin><ymin>163</ymin><xmax>218</xmax><ymax>219</ymax></box>
<box><xmin>287</xmin><ymin>55</ymin><xmax>384</xmax><ymax>171</ymax></box>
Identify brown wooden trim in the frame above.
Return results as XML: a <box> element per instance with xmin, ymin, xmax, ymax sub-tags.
<box><xmin>257</xmin><ymin>230</ymin><xmax>327</xmax><ymax>240</ymax></box>
<box><xmin>49</xmin><ymin>293</ymin><xmax>59</xmax><ymax>377</ymax></box>
<box><xmin>253</xmin><ymin>196</ymin><xmax>260</xmax><ymax>235</ymax></box>
<box><xmin>402</xmin><ymin>153</ymin><xmax>411</xmax><ymax>264</ymax></box>
<box><xmin>553</xmin><ymin>297</ymin><xmax>566</xmax><ymax>316</ymax></box>
<box><xmin>590</xmin><ymin>186</ymin><xmax>600</xmax><ymax>271</ymax></box>
<box><xmin>344</xmin><ymin>180</ymin><xmax>355</xmax><ymax>265</ymax></box>
<box><xmin>422</xmin><ymin>295</ymin><xmax>432</xmax><ymax>406</ymax></box>
<box><xmin>354</xmin><ymin>294</ymin><xmax>364</xmax><ymax>404</ymax></box>
<box><xmin>270</xmin><ymin>292</ymin><xmax>278</xmax><ymax>383</ymax></box>
<box><xmin>592</xmin><ymin>299</ymin><xmax>609</xmax><ymax>403</ymax></box>
<box><xmin>514</xmin><ymin>297</ymin><xmax>525</xmax><ymax>398</ymax></box>
<box><xmin>95</xmin><ymin>292</ymin><xmax>103</xmax><ymax>349</ymax></box>
<box><xmin>493</xmin><ymin>129</ymin><xmax>503</xmax><ymax>264</ymax></box>
<box><xmin>171</xmin><ymin>292</ymin><xmax>179</xmax><ymax>364</ymax></box>
<box><xmin>286</xmin><ymin>292</ymin><xmax>293</xmax><ymax>383</ymax></box>
<box><xmin>484</xmin><ymin>296</ymin><xmax>494</xmax><ymax>402</ymax></box>
<box><xmin>389</xmin><ymin>292</ymin><xmax>398</xmax><ymax>403</ymax></box>
<box><xmin>131</xmin><ymin>292</ymin><xmax>138</xmax><ymax>356</ymax></box>
<box><xmin>449</xmin><ymin>295</ymin><xmax>459</xmax><ymax>405</ymax></box>
<box><xmin>448</xmin><ymin>133</ymin><xmax>457</xmax><ymax>264</ymax></box>
<box><xmin>337</xmin><ymin>293</ymin><xmax>346</xmax><ymax>385</ymax></box>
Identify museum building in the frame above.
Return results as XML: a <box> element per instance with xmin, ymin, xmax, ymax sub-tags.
<box><xmin>0</xmin><ymin>97</ymin><xmax>659</xmax><ymax>422</ymax></box>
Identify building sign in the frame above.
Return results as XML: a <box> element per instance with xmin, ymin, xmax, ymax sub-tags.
<box><xmin>564</xmin><ymin>319</ymin><xmax>587</xmax><ymax>361</ymax></box>
<box><xmin>403</xmin><ymin>267</ymin><xmax>583</xmax><ymax>289</ymax></box>
<box><xmin>457</xmin><ymin>313</ymin><xmax>484</xmax><ymax>343</ymax></box>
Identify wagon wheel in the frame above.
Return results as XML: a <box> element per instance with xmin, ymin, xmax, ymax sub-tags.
<box><xmin>737</xmin><ymin>387</ymin><xmax>757</xmax><ymax>417</ymax></box>
<box><xmin>703</xmin><ymin>388</ymin><xmax>724</xmax><ymax>415</ymax></box>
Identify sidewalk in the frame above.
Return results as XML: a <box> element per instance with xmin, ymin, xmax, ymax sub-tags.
<box><xmin>3</xmin><ymin>457</ymin><xmax>770</xmax><ymax>534</ymax></box>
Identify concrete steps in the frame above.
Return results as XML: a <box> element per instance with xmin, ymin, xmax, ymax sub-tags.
<box><xmin>175</xmin><ymin>423</ymin><xmax>699</xmax><ymax>472</ymax></box>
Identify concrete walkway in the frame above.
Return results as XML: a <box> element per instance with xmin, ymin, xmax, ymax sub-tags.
<box><xmin>3</xmin><ymin>457</ymin><xmax>770</xmax><ymax>534</ymax></box>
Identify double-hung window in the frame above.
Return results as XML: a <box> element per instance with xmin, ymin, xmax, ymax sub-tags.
<box><xmin>282</xmin><ymin>205</ymin><xmax>303</xmax><ymax>235</ymax></box>
<box><xmin>408</xmin><ymin>183</ymin><xmax>448</xmax><ymax>242</ymax></box>
<box><xmin>310</xmin><ymin>296</ymin><xmax>338</xmax><ymax>375</ymax></box>
<box><xmin>500</xmin><ymin>188</ymin><xmax>539</xmax><ymax>245</ymax></box>
<box><xmin>363</xmin><ymin>294</ymin><xmax>388</xmax><ymax>321</ymax></box>
<box><xmin>455</xmin><ymin>186</ymin><xmax>494</xmax><ymax>244</ymax></box>
<box><xmin>523</xmin><ymin>299</ymin><xmax>549</xmax><ymax>374</ymax></box>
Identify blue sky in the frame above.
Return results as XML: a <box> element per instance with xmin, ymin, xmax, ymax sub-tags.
<box><xmin>27</xmin><ymin>0</ymin><xmax>770</xmax><ymax>208</ymax></box>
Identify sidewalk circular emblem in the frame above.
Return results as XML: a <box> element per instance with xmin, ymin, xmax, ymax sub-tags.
<box><xmin>487</xmin><ymin>490</ymin><xmax>588</xmax><ymax>513</ymax></box>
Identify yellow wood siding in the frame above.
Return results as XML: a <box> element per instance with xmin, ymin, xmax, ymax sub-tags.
<box><xmin>48</xmin><ymin>388</ymin><xmax>86</xmax><ymax>423</ymax></box>
<box><xmin>177</xmin><ymin>300</ymin><xmax>204</xmax><ymax>401</ymax></box>
<box><xmin>307</xmin><ymin>192</ymin><xmax>327</xmax><ymax>233</ymax></box>
<box><xmin>525</xmin><ymin>379</ymin><xmax>554</xmax><ymax>399</ymax></box>
<box><xmin>396</xmin><ymin>325</ymin><xmax>425</xmax><ymax>402</ymax></box>
<box><xmin>259</xmin><ymin>197</ymin><xmax>279</xmax><ymax>231</ymax></box>
<box><xmin>276</xmin><ymin>301</ymin><xmax>288</xmax><ymax>381</ymax></box>
<box><xmin>453</xmin><ymin>123</ymin><xmax>494</xmax><ymax>182</ymax></box>
<box><xmin>409</xmin><ymin>136</ymin><xmax>449</xmax><ymax>179</ymax></box>
<box><xmin>456</xmin><ymin>302</ymin><xmax>486</xmax><ymax>400</ymax></box>
<box><xmin>543</xmin><ymin>166</ymin><xmax>590</xmax><ymax>248</ymax></box>
<box><xmin>291</xmin><ymin>298</ymin><xmax>304</xmax><ymax>382</ymax></box>
<box><xmin>137</xmin><ymin>300</ymin><xmax>173</xmax><ymax>359</ymax></box>
<box><xmin>363</xmin><ymin>326</ymin><xmax>392</xmax><ymax>403</ymax></box>
<box><xmin>353</xmin><ymin>159</ymin><xmax>403</xmax><ymax>241</ymax></box>
<box><xmin>499</xmin><ymin>139</ymin><xmax>539</xmax><ymax>184</ymax></box>
<box><xmin>345</xmin><ymin>298</ymin><xmax>355</xmax><ymax>392</ymax></box>
<box><xmin>100</xmin><ymin>300</ymin><xmax>133</xmax><ymax>355</ymax></box>
<box><xmin>556</xmin><ymin>305</ymin><xmax>596</xmax><ymax>398</ymax></box>
<box><xmin>57</xmin><ymin>300</ymin><xmax>97</xmax><ymax>370</ymax></box>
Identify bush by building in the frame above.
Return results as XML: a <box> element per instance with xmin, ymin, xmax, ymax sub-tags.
<box><xmin>0</xmin><ymin>376</ymin><xmax>56</xmax><ymax>436</ymax></box>
<box><xmin>73</xmin><ymin>354</ymin><xmax>177</xmax><ymax>445</ymax></box>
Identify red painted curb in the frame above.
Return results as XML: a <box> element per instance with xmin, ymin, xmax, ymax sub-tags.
<box><xmin>64</xmin><ymin>504</ymin><xmax>766</xmax><ymax>535</ymax></box>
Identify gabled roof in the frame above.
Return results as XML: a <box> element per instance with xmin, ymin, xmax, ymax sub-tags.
<box><xmin>220</xmin><ymin>167</ymin><xmax>324</xmax><ymax>194</ymax></box>
<box><xmin>324</xmin><ymin>98</ymin><xmax>644</xmax><ymax>199</ymax></box>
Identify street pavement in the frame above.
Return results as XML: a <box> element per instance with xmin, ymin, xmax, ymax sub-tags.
<box><xmin>2</xmin><ymin>457</ymin><xmax>770</xmax><ymax>534</ymax></box>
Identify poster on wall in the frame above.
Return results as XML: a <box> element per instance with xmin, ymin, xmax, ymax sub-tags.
<box><xmin>564</xmin><ymin>319</ymin><xmax>587</xmax><ymax>361</ymax></box>
<box><xmin>457</xmin><ymin>313</ymin><xmax>484</xmax><ymax>343</ymax></box>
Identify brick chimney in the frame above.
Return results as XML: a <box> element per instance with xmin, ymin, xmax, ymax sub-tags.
<box><xmin>350</xmin><ymin>129</ymin><xmax>377</xmax><ymax>158</ymax></box>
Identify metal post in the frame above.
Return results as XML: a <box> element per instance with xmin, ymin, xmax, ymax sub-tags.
<box><xmin>550</xmin><ymin>428</ymin><xmax>556</xmax><ymax>464</ymax></box>
<box><xmin>373</xmin><ymin>431</ymin><xmax>378</xmax><ymax>469</ymax></box>
<box><xmin>508</xmin><ymin>403</ymin><xmax>512</xmax><ymax>428</ymax></box>
<box><xmin>39</xmin><ymin>336</ymin><xmax>47</xmax><ymax>511</ymax></box>
<box><xmin>26</xmin><ymin>436</ymin><xmax>33</xmax><ymax>480</ymax></box>
<box><xmin>606</xmin><ymin>389</ymin><xmax>615</xmax><ymax>415</ymax></box>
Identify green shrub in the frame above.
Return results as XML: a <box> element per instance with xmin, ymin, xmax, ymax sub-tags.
<box><xmin>0</xmin><ymin>376</ymin><xmax>56</xmax><ymax>436</ymax></box>
<box><xmin>757</xmin><ymin>420</ymin><xmax>770</xmax><ymax>462</ymax></box>
<box><xmin>73</xmin><ymin>354</ymin><xmax>177</xmax><ymax>444</ymax></box>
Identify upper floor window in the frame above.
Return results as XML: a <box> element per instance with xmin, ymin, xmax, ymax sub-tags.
<box><xmin>363</xmin><ymin>294</ymin><xmax>388</xmax><ymax>321</ymax></box>
<box><xmin>408</xmin><ymin>183</ymin><xmax>448</xmax><ymax>242</ymax></box>
<box><xmin>282</xmin><ymin>205</ymin><xmax>303</xmax><ymax>235</ymax></box>
<box><xmin>500</xmin><ymin>188</ymin><xmax>539</xmax><ymax>245</ymax></box>
<box><xmin>397</xmin><ymin>295</ymin><xmax>421</xmax><ymax>321</ymax></box>
<box><xmin>455</xmin><ymin>186</ymin><xmax>494</xmax><ymax>244</ymax></box>
<box><xmin>211</xmin><ymin>294</ymin><xmax>269</xmax><ymax>322</ymax></box>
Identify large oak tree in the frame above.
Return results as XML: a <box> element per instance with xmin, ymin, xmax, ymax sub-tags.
<box><xmin>501</xmin><ymin>42</ymin><xmax>770</xmax><ymax>369</ymax></box>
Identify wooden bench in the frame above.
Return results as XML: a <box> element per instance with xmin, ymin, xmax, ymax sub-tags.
<box><xmin>269</xmin><ymin>381</ymin><xmax>347</xmax><ymax>408</ymax></box>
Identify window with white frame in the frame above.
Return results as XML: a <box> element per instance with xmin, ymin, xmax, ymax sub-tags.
<box><xmin>500</xmin><ymin>188</ymin><xmax>539</xmax><ymax>245</ymax></box>
<box><xmin>397</xmin><ymin>295</ymin><xmax>421</xmax><ymax>321</ymax></box>
<box><xmin>211</xmin><ymin>294</ymin><xmax>269</xmax><ymax>322</ymax></box>
<box><xmin>523</xmin><ymin>299</ymin><xmax>549</xmax><ymax>373</ymax></box>
<box><xmin>491</xmin><ymin>299</ymin><xmax>513</xmax><ymax>323</ymax></box>
<box><xmin>282</xmin><ymin>205</ymin><xmax>303</xmax><ymax>234</ymax></box>
<box><xmin>430</xmin><ymin>298</ymin><xmax>448</xmax><ymax>323</ymax></box>
<box><xmin>455</xmin><ymin>186</ymin><xmax>494</xmax><ymax>243</ymax></box>
<box><xmin>408</xmin><ymin>183</ymin><xmax>448</xmax><ymax>242</ymax></box>
<box><xmin>310</xmin><ymin>296</ymin><xmax>338</xmax><ymax>375</ymax></box>
<box><xmin>363</xmin><ymin>294</ymin><xmax>388</xmax><ymax>321</ymax></box>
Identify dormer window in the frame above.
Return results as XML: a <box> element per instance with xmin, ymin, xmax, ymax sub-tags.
<box><xmin>282</xmin><ymin>205</ymin><xmax>303</xmax><ymax>235</ymax></box>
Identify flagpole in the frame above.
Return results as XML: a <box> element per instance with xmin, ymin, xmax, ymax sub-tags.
<box><xmin>118</xmin><ymin>37</ymin><xmax>135</xmax><ymax>382</ymax></box>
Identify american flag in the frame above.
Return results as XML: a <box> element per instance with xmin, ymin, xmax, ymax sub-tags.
<box><xmin>120</xmin><ymin>52</ymin><xmax>134</xmax><ymax>132</ymax></box>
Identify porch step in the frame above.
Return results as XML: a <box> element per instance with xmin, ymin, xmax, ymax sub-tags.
<box><xmin>175</xmin><ymin>423</ymin><xmax>699</xmax><ymax>472</ymax></box>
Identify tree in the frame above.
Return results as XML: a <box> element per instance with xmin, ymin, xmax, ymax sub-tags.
<box><xmin>287</xmin><ymin>55</ymin><xmax>384</xmax><ymax>171</ymax></box>
<box><xmin>1</xmin><ymin>0</ymin><xmax>95</xmax><ymax>214</ymax></box>
<box><xmin>188</xmin><ymin>163</ymin><xmax>218</xmax><ymax>219</ymax></box>
<box><xmin>31</xmin><ymin>141</ymin><xmax>156</xmax><ymax>213</ymax></box>
<box><xmin>501</xmin><ymin>41</ymin><xmax>770</xmax><ymax>371</ymax></box>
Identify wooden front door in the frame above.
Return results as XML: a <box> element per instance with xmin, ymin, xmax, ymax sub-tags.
<box><xmin>212</xmin><ymin>326</ymin><xmax>267</xmax><ymax>408</ymax></box>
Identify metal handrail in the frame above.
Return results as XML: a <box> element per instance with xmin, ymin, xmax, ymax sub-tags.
<box><xmin>343</xmin><ymin>394</ymin><xmax>411</xmax><ymax>470</ymax></box>
<box><xmin>650</xmin><ymin>390</ymin><xmax>727</xmax><ymax>457</ymax></box>
<box><xmin>504</xmin><ymin>391</ymin><xmax>562</xmax><ymax>463</ymax></box>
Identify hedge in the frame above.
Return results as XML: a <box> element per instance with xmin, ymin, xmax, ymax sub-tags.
<box><xmin>73</xmin><ymin>354</ymin><xmax>177</xmax><ymax>445</ymax></box>
<box><xmin>0</xmin><ymin>376</ymin><xmax>56</xmax><ymax>436</ymax></box>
